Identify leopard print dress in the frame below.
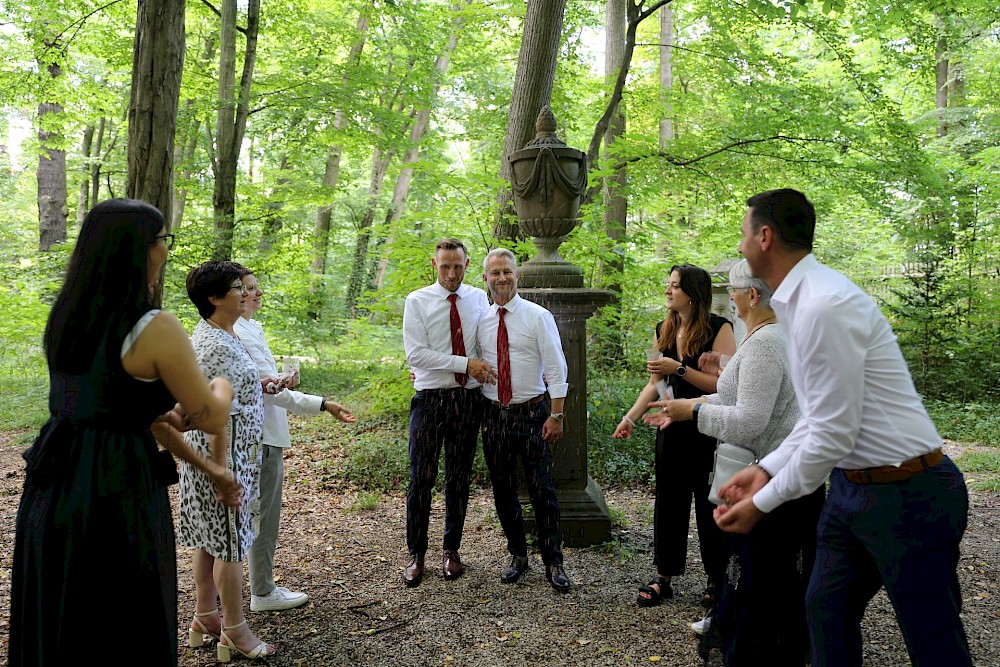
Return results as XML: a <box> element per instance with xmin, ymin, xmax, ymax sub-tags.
<box><xmin>177</xmin><ymin>320</ymin><xmax>264</xmax><ymax>562</ymax></box>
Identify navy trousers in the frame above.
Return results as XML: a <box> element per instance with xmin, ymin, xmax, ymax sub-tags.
<box><xmin>806</xmin><ymin>456</ymin><xmax>972</xmax><ymax>667</ymax></box>
<box><xmin>405</xmin><ymin>387</ymin><xmax>483</xmax><ymax>556</ymax></box>
<box><xmin>481</xmin><ymin>399</ymin><xmax>563</xmax><ymax>566</ymax></box>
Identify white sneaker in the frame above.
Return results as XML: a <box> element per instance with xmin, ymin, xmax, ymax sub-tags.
<box><xmin>250</xmin><ymin>586</ymin><xmax>308</xmax><ymax>612</ymax></box>
<box><xmin>691</xmin><ymin>612</ymin><xmax>712</xmax><ymax>635</ymax></box>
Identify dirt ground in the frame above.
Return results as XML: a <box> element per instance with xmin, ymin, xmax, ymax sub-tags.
<box><xmin>0</xmin><ymin>428</ymin><xmax>997</xmax><ymax>667</ymax></box>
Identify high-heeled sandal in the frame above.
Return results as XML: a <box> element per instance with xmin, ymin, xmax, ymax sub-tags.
<box><xmin>217</xmin><ymin>620</ymin><xmax>278</xmax><ymax>662</ymax></box>
<box><xmin>188</xmin><ymin>609</ymin><xmax>221</xmax><ymax>648</ymax></box>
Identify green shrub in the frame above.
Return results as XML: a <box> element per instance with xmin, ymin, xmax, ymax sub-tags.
<box><xmin>925</xmin><ymin>400</ymin><xmax>1000</xmax><ymax>447</ymax></box>
<box><xmin>586</xmin><ymin>368</ymin><xmax>656</xmax><ymax>487</ymax></box>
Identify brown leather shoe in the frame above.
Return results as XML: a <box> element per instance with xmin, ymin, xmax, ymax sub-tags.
<box><xmin>442</xmin><ymin>550</ymin><xmax>464</xmax><ymax>580</ymax></box>
<box><xmin>403</xmin><ymin>554</ymin><xmax>424</xmax><ymax>587</ymax></box>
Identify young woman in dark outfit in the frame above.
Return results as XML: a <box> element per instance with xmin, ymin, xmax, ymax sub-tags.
<box><xmin>613</xmin><ymin>264</ymin><xmax>736</xmax><ymax>607</ymax></box>
<box><xmin>9</xmin><ymin>199</ymin><xmax>236</xmax><ymax>667</ymax></box>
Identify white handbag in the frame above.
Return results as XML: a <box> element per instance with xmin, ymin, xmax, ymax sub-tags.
<box><xmin>708</xmin><ymin>443</ymin><xmax>757</xmax><ymax>506</ymax></box>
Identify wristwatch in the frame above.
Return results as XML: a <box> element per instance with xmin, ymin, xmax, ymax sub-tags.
<box><xmin>675</xmin><ymin>364</ymin><xmax>687</xmax><ymax>377</ymax></box>
<box><xmin>549</xmin><ymin>412</ymin><xmax>564</xmax><ymax>422</ymax></box>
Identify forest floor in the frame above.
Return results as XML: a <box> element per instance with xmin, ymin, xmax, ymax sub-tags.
<box><xmin>0</xmin><ymin>427</ymin><xmax>997</xmax><ymax>667</ymax></box>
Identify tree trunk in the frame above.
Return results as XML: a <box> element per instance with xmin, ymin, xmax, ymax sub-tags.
<box><xmin>935</xmin><ymin>18</ymin><xmax>948</xmax><ymax>138</ymax></box>
<box><xmin>260</xmin><ymin>154</ymin><xmax>290</xmax><ymax>253</ymax></box>
<box><xmin>312</xmin><ymin>11</ymin><xmax>371</xmax><ymax>278</ymax></box>
<box><xmin>127</xmin><ymin>0</ymin><xmax>186</xmax><ymax>231</ymax></box>
<box><xmin>77</xmin><ymin>124</ymin><xmax>94</xmax><ymax>224</ymax></box>
<box><xmin>345</xmin><ymin>145</ymin><xmax>395</xmax><ymax>317</ymax></box>
<box><xmin>658</xmin><ymin>3</ymin><xmax>674</xmax><ymax>146</ymax></box>
<box><xmin>173</xmin><ymin>37</ymin><xmax>216</xmax><ymax>230</ymax></box>
<box><xmin>91</xmin><ymin>117</ymin><xmax>105</xmax><ymax>204</ymax></box>
<box><xmin>212</xmin><ymin>0</ymin><xmax>260</xmax><ymax>260</ymax></box>
<box><xmin>495</xmin><ymin>0</ymin><xmax>567</xmax><ymax>241</ymax></box>
<box><xmin>37</xmin><ymin>41</ymin><xmax>66</xmax><ymax>252</ymax></box>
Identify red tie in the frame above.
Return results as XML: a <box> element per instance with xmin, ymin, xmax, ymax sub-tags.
<box><xmin>447</xmin><ymin>294</ymin><xmax>467</xmax><ymax>387</ymax></box>
<box><xmin>497</xmin><ymin>307</ymin><xmax>512</xmax><ymax>405</ymax></box>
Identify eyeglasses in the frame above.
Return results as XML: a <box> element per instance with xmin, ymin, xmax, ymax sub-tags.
<box><xmin>727</xmin><ymin>285</ymin><xmax>751</xmax><ymax>296</ymax></box>
<box><xmin>230</xmin><ymin>284</ymin><xmax>249</xmax><ymax>295</ymax></box>
<box><xmin>153</xmin><ymin>233</ymin><xmax>176</xmax><ymax>250</ymax></box>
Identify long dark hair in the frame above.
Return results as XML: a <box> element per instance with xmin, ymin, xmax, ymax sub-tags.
<box><xmin>656</xmin><ymin>264</ymin><xmax>714</xmax><ymax>359</ymax></box>
<box><xmin>44</xmin><ymin>199</ymin><xmax>164</xmax><ymax>372</ymax></box>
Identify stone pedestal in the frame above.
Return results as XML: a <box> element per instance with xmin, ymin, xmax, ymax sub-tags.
<box><xmin>519</xmin><ymin>287</ymin><xmax>613</xmax><ymax>547</ymax></box>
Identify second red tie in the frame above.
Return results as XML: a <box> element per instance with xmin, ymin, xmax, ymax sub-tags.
<box><xmin>447</xmin><ymin>294</ymin><xmax>467</xmax><ymax>387</ymax></box>
<box><xmin>497</xmin><ymin>307</ymin><xmax>512</xmax><ymax>405</ymax></box>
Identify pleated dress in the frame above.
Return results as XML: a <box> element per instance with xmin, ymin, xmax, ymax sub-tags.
<box><xmin>9</xmin><ymin>312</ymin><xmax>180</xmax><ymax>666</ymax></box>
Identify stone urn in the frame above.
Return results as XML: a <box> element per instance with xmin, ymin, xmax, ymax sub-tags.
<box><xmin>507</xmin><ymin>106</ymin><xmax>588</xmax><ymax>288</ymax></box>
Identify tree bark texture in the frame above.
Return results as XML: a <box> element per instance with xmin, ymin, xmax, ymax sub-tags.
<box><xmin>127</xmin><ymin>0</ymin><xmax>186</xmax><ymax>228</ymax></box>
<box><xmin>37</xmin><ymin>49</ymin><xmax>67</xmax><ymax>251</ymax></box>
<box><xmin>345</xmin><ymin>146</ymin><xmax>394</xmax><ymax>317</ymax></box>
<box><xmin>495</xmin><ymin>0</ymin><xmax>567</xmax><ymax>241</ymax></box>
<box><xmin>658</xmin><ymin>3</ymin><xmax>674</xmax><ymax>146</ymax></box>
<box><xmin>213</xmin><ymin>0</ymin><xmax>259</xmax><ymax>260</ymax></box>
<box><xmin>77</xmin><ymin>124</ymin><xmax>94</xmax><ymax>224</ymax></box>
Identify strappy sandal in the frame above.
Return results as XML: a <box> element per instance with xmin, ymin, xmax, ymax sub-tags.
<box><xmin>636</xmin><ymin>575</ymin><xmax>673</xmax><ymax>607</ymax></box>
<box><xmin>701</xmin><ymin>582</ymin><xmax>717</xmax><ymax>609</ymax></box>
<box><xmin>188</xmin><ymin>609</ymin><xmax>221</xmax><ymax>648</ymax></box>
<box><xmin>217</xmin><ymin>620</ymin><xmax>278</xmax><ymax>662</ymax></box>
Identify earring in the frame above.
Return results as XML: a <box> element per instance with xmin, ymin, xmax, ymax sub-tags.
<box><xmin>750</xmin><ymin>302</ymin><xmax>756</xmax><ymax>309</ymax></box>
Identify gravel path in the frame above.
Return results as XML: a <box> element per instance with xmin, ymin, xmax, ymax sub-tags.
<box><xmin>0</xmin><ymin>432</ymin><xmax>996</xmax><ymax>666</ymax></box>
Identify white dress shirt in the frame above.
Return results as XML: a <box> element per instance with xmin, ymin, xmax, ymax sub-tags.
<box><xmin>234</xmin><ymin>317</ymin><xmax>323</xmax><ymax>448</ymax></box>
<box><xmin>476</xmin><ymin>294</ymin><xmax>569</xmax><ymax>403</ymax></box>
<box><xmin>754</xmin><ymin>254</ymin><xmax>943</xmax><ymax>513</ymax></box>
<box><xmin>403</xmin><ymin>281</ymin><xmax>490</xmax><ymax>391</ymax></box>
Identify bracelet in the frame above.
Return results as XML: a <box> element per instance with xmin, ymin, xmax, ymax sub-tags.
<box><xmin>623</xmin><ymin>415</ymin><xmax>636</xmax><ymax>427</ymax></box>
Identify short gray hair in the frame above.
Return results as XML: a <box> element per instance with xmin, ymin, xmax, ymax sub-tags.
<box><xmin>729</xmin><ymin>259</ymin><xmax>773</xmax><ymax>307</ymax></box>
<box><xmin>483</xmin><ymin>247</ymin><xmax>517</xmax><ymax>273</ymax></box>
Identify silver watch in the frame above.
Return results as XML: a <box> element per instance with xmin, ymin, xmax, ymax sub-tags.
<box><xmin>549</xmin><ymin>412</ymin><xmax>564</xmax><ymax>422</ymax></box>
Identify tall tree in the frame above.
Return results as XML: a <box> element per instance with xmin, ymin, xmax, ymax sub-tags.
<box><xmin>658</xmin><ymin>3</ymin><xmax>674</xmax><ymax>146</ymax></box>
<box><xmin>210</xmin><ymin>0</ymin><xmax>260</xmax><ymax>260</ymax></box>
<box><xmin>372</xmin><ymin>1</ymin><xmax>468</xmax><ymax>292</ymax></box>
<box><xmin>312</xmin><ymin>9</ymin><xmax>371</xmax><ymax>279</ymax></box>
<box><xmin>37</xmin><ymin>32</ymin><xmax>66</xmax><ymax>251</ymax></box>
<box><xmin>127</xmin><ymin>0</ymin><xmax>186</xmax><ymax>228</ymax></box>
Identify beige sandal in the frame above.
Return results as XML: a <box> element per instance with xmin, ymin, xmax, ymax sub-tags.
<box><xmin>217</xmin><ymin>620</ymin><xmax>277</xmax><ymax>662</ymax></box>
<box><xmin>188</xmin><ymin>608</ymin><xmax>221</xmax><ymax>648</ymax></box>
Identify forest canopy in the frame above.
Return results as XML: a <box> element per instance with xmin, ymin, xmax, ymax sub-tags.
<box><xmin>1</xmin><ymin>0</ymin><xmax>998</xmax><ymax>402</ymax></box>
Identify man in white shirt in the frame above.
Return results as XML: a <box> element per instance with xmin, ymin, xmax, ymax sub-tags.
<box><xmin>236</xmin><ymin>271</ymin><xmax>357</xmax><ymax>612</ymax></box>
<box><xmin>477</xmin><ymin>248</ymin><xmax>571</xmax><ymax>592</ymax></box>
<box><xmin>401</xmin><ymin>238</ymin><xmax>496</xmax><ymax>587</ymax></box>
<box><xmin>715</xmin><ymin>189</ymin><xmax>972</xmax><ymax>666</ymax></box>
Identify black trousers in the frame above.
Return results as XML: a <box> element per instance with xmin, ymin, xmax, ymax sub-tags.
<box><xmin>405</xmin><ymin>387</ymin><xmax>483</xmax><ymax>556</ymax></box>
<box><xmin>481</xmin><ymin>399</ymin><xmax>563</xmax><ymax>566</ymax></box>
<box><xmin>653</xmin><ymin>421</ymin><xmax>726</xmax><ymax>584</ymax></box>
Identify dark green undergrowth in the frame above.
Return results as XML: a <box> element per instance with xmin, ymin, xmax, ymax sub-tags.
<box><xmin>3</xmin><ymin>328</ymin><xmax>997</xmax><ymax>494</ymax></box>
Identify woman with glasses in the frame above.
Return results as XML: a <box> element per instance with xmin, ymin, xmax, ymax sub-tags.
<box><xmin>179</xmin><ymin>261</ymin><xmax>276</xmax><ymax>661</ymax></box>
<box><xmin>9</xmin><ymin>200</ymin><xmax>237</xmax><ymax>667</ymax></box>
<box><xmin>613</xmin><ymin>264</ymin><xmax>736</xmax><ymax>609</ymax></box>
<box><xmin>647</xmin><ymin>259</ymin><xmax>825</xmax><ymax>666</ymax></box>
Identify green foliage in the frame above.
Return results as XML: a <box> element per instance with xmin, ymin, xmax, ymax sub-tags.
<box><xmin>953</xmin><ymin>449</ymin><xmax>1000</xmax><ymax>492</ymax></box>
<box><xmin>587</xmin><ymin>368</ymin><xmax>656</xmax><ymax>487</ymax></box>
<box><xmin>925</xmin><ymin>400</ymin><xmax>1000</xmax><ymax>447</ymax></box>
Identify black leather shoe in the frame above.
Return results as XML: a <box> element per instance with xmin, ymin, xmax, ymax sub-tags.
<box><xmin>500</xmin><ymin>555</ymin><xmax>529</xmax><ymax>584</ymax></box>
<box><xmin>403</xmin><ymin>554</ymin><xmax>424</xmax><ymax>587</ymax></box>
<box><xmin>442</xmin><ymin>550</ymin><xmax>464</xmax><ymax>580</ymax></box>
<box><xmin>546</xmin><ymin>564</ymin><xmax>571</xmax><ymax>592</ymax></box>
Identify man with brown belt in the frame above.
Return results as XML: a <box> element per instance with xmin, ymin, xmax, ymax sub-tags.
<box><xmin>476</xmin><ymin>248</ymin><xmax>571</xmax><ymax>592</ymax></box>
<box><xmin>715</xmin><ymin>189</ymin><xmax>972</xmax><ymax>667</ymax></box>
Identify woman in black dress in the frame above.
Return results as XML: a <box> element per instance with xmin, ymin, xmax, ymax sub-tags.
<box><xmin>613</xmin><ymin>264</ymin><xmax>736</xmax><ymax>607</ymax></box>
<box><xmin>9</xmin><ymin>199</ymin><xmax>237</xmax><ymax>667</ymax></box>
